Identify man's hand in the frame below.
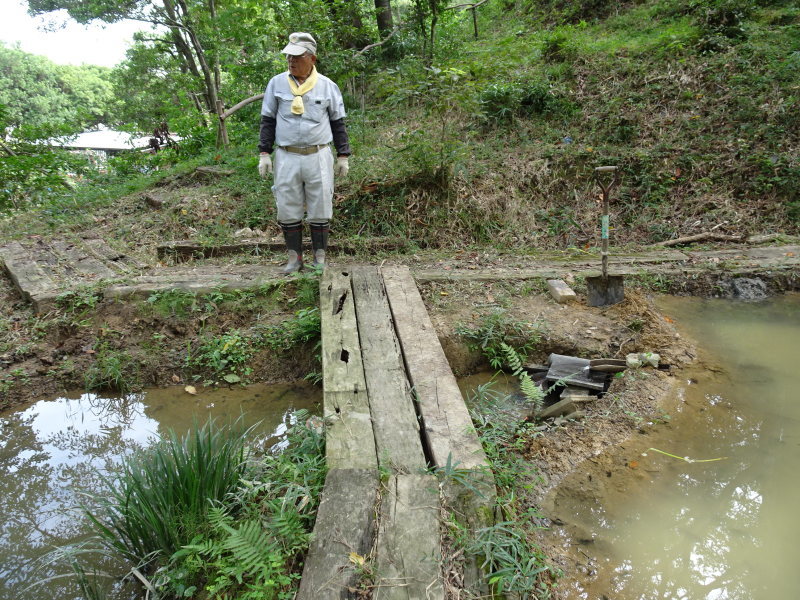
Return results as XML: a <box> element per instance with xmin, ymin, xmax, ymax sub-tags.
<box><xmin>334</xmin><ymin>155</ymin><xmax>349</xmax><ymax>178</ymax></box>
<box><xmin>258</xmin><ymin>153</ymin><xmax>272</xmax><ymax>177</ymax></box>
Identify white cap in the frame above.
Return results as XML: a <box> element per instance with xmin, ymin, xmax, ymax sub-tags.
<box><xmin>281</xmin><ymin>32</ymin><xmax>317</xmax><ymax>56</ymax></box>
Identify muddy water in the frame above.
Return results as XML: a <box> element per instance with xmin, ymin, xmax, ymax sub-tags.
<box><xmin>546</xmin><ymin>293</ymin><xmax>800</xmax><ymax>600</ymax></box>
<box><xmin>0</xmin><ymin>382</ymin><xmax>321</xmax><ymax>599</ymax></box>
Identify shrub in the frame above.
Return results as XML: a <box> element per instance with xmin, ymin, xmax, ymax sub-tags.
<box><xmin>478</xmin><ymin>79</ymin><xmax>573</xmax><ymax>124</ymax></box>
<box><xmin>83</xmin><ymin>419</ymin><xmax>251</xmax><ymax>566</ymax></box>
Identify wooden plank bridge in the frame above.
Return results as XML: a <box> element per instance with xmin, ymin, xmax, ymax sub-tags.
<box><xmin>297</xmin><ymin>265</ymin><xmax>495</xmax><ymax>599</ymax></box>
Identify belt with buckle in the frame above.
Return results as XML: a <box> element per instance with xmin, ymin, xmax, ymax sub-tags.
<box><xmin>280</xmin><ymin>145</ymin><xmax>325</xmax><ymax>155</ymax></box>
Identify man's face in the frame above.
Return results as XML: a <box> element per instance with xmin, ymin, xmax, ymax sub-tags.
<box><xmin>287</xmin><ymin>53</ymin><xmax>316</xmax><ymax>78</ymax></box>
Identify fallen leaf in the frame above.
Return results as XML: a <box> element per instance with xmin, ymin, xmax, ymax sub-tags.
<box><xmin>171</xmin><ymin>374</ymin><xmax>181</xmax><ymax>383</ymax></box>
<box><xmin>786</xmin><ymin>252</ymin><xmax>795</xmax><ymax>257</ymax></box>
<box><xmin>628</xmin><ymin>460</ymin><xmax>639</xmax><ymax>469</ymax></box>
<box><xmin>664</xmin><ymin>316</ymin><xmax>674</xmax><ymax>323</ymax></box>
<box><xmin>348</xmin><ymin>552</ymin><xmax>365</xmax><ymax>567</ymax></box>
<box><xmin>185</xmin><ymin>385</ymin><xmax>197</xmax><ymax>395</ymax></box>
<box><xmin>440</xmin><ymin>291</ymin><xmax>449</xmax><ymax>296</ymax></box>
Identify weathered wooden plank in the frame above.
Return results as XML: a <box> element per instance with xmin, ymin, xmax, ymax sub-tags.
<box><xmin>50</xmin><ymin>240</ymin><xmax>119</xmax><ymax>279</ymax></box>
<box><xmin>374</xmin><ymin>474</ymin><xmax>443</xmax><ymax>600</ymax></box>
<box><xmin>297</xmin><ymin>468</ymin><xmax>379</xmax><ymax>600</ymax></box>
<box><xmin>351</xmin><ymin>266</ymin><xmax>426</xmax><ymax>473</ymax></box>
<box><xmin>82</xmin><ymin>237</ymin><xmax>146</xmax><ymax>271</ymax></box>
<box><xmin>156</xmin><ymin>237</ymin><xmax>410</xmax><ymax>262</ymax></box>
<box><xmin>0</xmin><ymin>242</ymin><xmax>59</xmax><ymax>308</ymax></box>
<box><xmin>320</xmin><ymin>270</ymin><xmax>368</xmax><ymax>393</ymax></box>
<box><xmin>325</xmin><ymin>390</ymin><xmax>376</xmax><ymax>470</ymax></box>
<box><xmin>382</xmin><ymin>266</ymin><xmax>488</xmax><ymax>473</ymax></box>
<box><xmin>320</xmin><ymin>269</ymin><xmax>377</xmax><ymax>470</ymax></box>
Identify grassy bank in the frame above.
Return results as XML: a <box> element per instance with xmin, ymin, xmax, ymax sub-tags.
<box><xmin>1</xmin><ymin>1</ymin><xmax>797</xmax><ymax>253</ymax></box>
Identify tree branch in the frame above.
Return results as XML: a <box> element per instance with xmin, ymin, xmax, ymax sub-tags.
<box><xmin>651</xmin><ymin>232</ymin><xmax>746</xmax><ymax>247</ymax></box>
<box><xmin>220</xmin><ymin>94</ymin><xmax>265</xmax><ymax>120</ymax></box>
<box><xmin>0</xmin><ymin>138</ymin><xmax>17</xmax><ymax>157</ymax></box>
<box><xmin>444</xmin><ymin>0</ymin><xmax>491</xmax><ymax>10</ymax></box>
<box><xmin>355</xmin><ymin>26</ymin><xmax>402</xmax><ymax>56</ymax></box>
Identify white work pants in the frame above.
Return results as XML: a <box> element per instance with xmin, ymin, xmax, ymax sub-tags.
<box><xmin>272</xmin><ymin>146</ymin><xmax>334</xmax><ymax>223</ymax></box>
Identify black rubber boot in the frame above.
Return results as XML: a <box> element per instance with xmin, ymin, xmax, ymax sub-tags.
<box><xmin>310</xmin><ymin>221</ymin><xmax>329</xmax><ymax>269</ymax></box>
<box><xmin>280</xmin><ymin>221</ymin><xmax>303</xmax><ymax>274</ymax></box>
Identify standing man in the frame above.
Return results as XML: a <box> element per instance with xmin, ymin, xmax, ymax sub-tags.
<box><xmin>258</xmin><ymin>32</ymin><xmax>351</xmax><ymax>273</ymax></box>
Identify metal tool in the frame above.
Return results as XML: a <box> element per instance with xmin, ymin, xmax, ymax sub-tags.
<box><xmin>586</xmin><ymin>165</ymin><xmax>625</xmax><ymax>306</ymax></box>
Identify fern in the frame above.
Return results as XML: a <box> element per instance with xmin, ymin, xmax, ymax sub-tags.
<box><xmin>501</xmin><ymin>342</ymin><xmax>524</xmax><ymax>375</ymax></box>
<box><xmin>222</xmin><ymin>520</ymin><xmax>280</xmax><ymax>577</ymax></box>
<box><xmin>500</xmin><ymin>343</ymin><xmax>544</xmax><ymax>411</ymax></box>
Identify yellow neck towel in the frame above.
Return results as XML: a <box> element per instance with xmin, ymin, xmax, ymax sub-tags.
<box><xmin>287</xmin><ymin>67</ymin><xmax>318</xmax><ymax>115</ymax></box>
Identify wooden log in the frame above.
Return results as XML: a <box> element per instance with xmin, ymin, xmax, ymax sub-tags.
<box><xmin>103</xmin><ymin>273</ymin><xmax>286</xmax><ymax>301</ymax></box>
<box><xmin>651</xmin><ymin>231</ymin><xmax>745</xmax><ymax>247</ymax></box>
<box><xmin>81</xmin><ymin>238</ymin><xmax>146</xmax><ymax>271</ymax></box>
<box><xmin>156</xmin><ymin>240</ymin><xmax>283</xmax><ymax>260</ymax></box>
<box><xmin>374</xmin><ymin>474</ymin><xmax>443</xmax><ymax>600</ymax></box>
<box><xmin>351</xmin><ymin>266</ymin><xmax>426</xmax><ymax>473</ymax></box>
<box><xmin>320</xmin><ymin>270</ymin><xmax>368</xmax><ymax>394</ymax></box>
<box><xmin>382</xmin><ymin>265</ymin><xmax>495</xmax><ymax>595</ymax></box>
<box><xmin>297</xmin><ymin>468</ymin><xmax>379</xmax><ymax>600</ymax></box>
<box><xmin>156</xmin><ymin>237</ymin><xmax>410</xmax><ymax>261</ymax></box>
<box><xmin>195</xmin><ymin>165</ymin><xmax>235</xmax><ymax>176</ymax></box>
<box><xmin>325</xmin><ymin>390</ymin><xmax>376</xmax><ymax>470</ymax></box>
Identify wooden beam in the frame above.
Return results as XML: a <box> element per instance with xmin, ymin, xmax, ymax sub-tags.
<box><xmin>351</xmin><ymin>266</ymin><xmax>426</xmax><ymax>473</ymax></box>
<box><xmin>382</xmin><ymin>265</ymin><xmax>488</xmax><ymax>472</ymax></box>
<box><xmin>382</xmin><ymin>265</ymin><xmax>495</xmax><ymax>594</ymax></box>
<box><xmin>296</xmin><ymin>468</ymin><xmax>378</xmax><ymax>600</ymax></box>
<box><xmin>374</xmin><ymin>474</ymin><xmax>444</xmax><ymax>600</ymax></box>
<box><xmin>320</xmin><ymin>270</ymin><xmax>377</xmax><ymax>469</ymax></box>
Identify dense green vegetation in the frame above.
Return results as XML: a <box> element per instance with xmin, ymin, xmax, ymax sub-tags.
<box><xmin>1</xmin><ymin>0</ymin><xmax>798</xmax><ymax>245</ymax></box>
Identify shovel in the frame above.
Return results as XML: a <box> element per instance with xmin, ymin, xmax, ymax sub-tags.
<box><xmin>586</xmin><ymin>165</ymin><xmax>625</xmax><ymax>306</ymax></box>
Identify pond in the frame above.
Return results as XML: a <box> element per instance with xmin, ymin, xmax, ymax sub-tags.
<box><xmin>0</xmin><ymin>382</ymin><xmax>321</xmax><ymax>599</ymax></box>
<box><xmin>547</xmin><ymin>293</ymin><xmax>800</xmax><ymax>599</ymax></box>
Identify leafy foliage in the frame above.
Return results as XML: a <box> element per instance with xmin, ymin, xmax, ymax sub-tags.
<box><xmin>84</xmin><ymin>342</ymin><xmax>139</xmax><ymax>394</ymax></box>
<box><xmin>0</xmin><ymin>42</ymin><xmax>116</xmax><ymax>130</ymax></box>
<box><xmin>51</xmin><ymin>414</ymin><xmax>326</xmax><ymax>599</ymax></box>
<box><xmin>456</xmin><ymin>309</ymin><xmax>542</xmax><ymax>369</ymax></box>
<box><xmin>156</xmin><ymin>411</ymin><xmax>326</xmax><ymax>599</ymax></box>
<box><xmin>187</xmin><ymin>329</ymin><xmax>254</xmax><ymax>384</ymax></box>
<box><xmin>261</xmin><ymin>307</ymin><xmax>322</xmax><ymax>353</ymax></box>
<box><xmin>83</xmin><ymin>418</ymin><xmax>251</xmax><ymax>565</ymax></box>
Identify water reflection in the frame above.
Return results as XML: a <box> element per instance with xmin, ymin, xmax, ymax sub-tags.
<box><xmin>0</xmin><ymin>383</ymin><xmax>321</xmax><ymax>599</ymax></box>
<box><xmin>548</xmin><ymin>293</ymin><xmax>800</xmax><ymax>600</ymax></box>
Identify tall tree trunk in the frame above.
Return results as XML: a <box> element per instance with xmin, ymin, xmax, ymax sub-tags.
<box><xmin>374</xmin><ymin>0</ymin><xmax>393</xmax><ymax>37</ymax></box>
<box><xmin>175</xmin><ymin>0</ymin><xmax>220</xmax><ymax>115</ymax></box>
<box><xmin>162</xmin><ymin>0</ymin><xmax>210</xmax><ymax>111</ymax></box>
